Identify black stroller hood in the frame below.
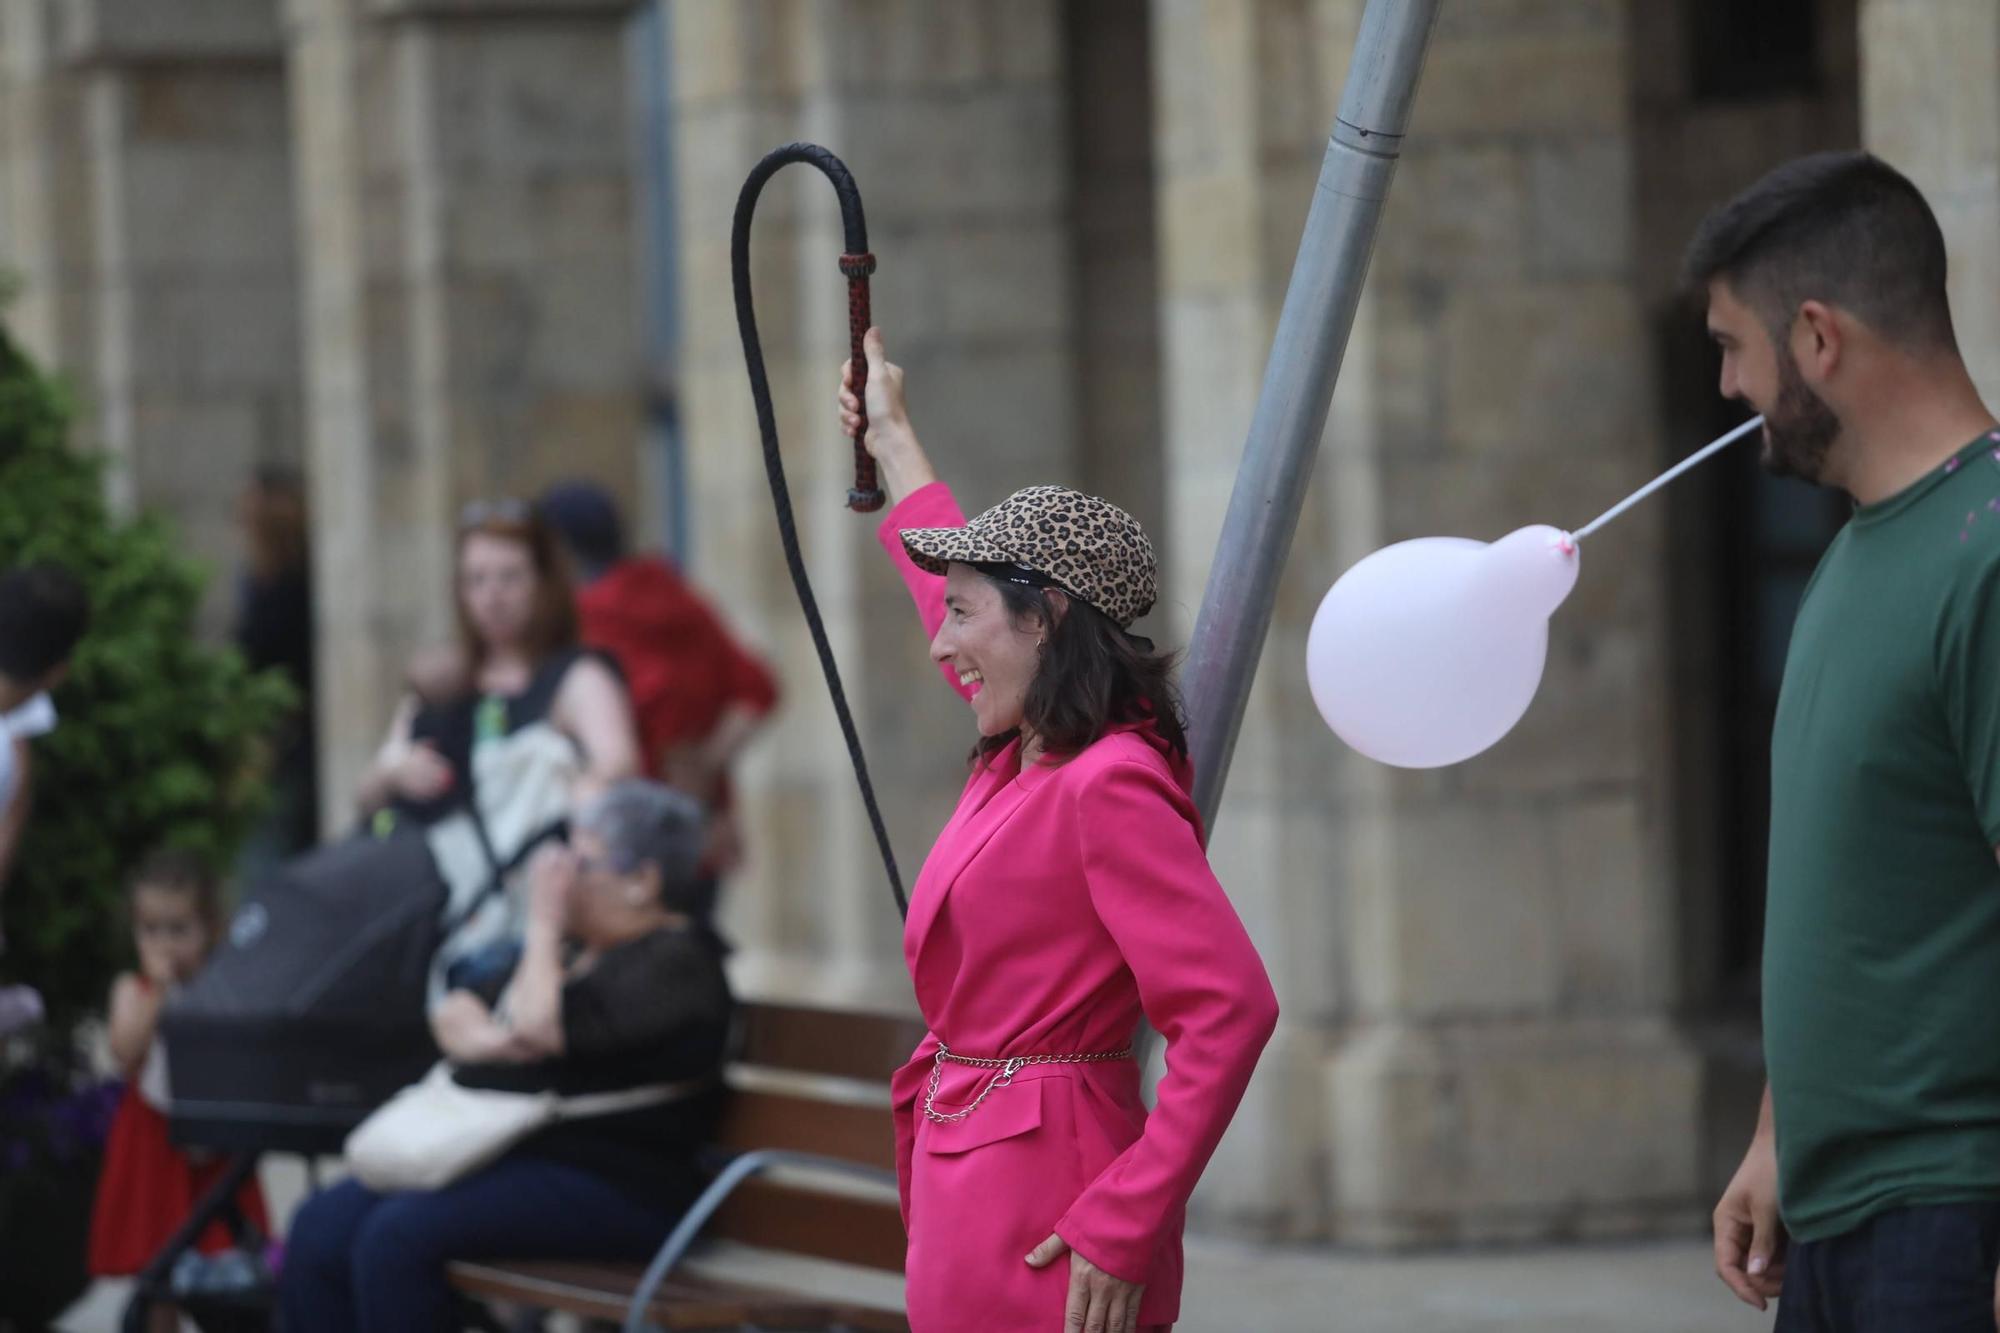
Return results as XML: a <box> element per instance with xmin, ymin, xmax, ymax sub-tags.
<box><xmin>163</xmin><ymin>830</ymin><xmax>446</xmax><ymax>1153</ymax></box>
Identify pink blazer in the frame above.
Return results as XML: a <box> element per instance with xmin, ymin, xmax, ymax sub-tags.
<box><xmin>879</xmin><ymin>483</ymin><xmax>1279</xmax><ymax>1331</ymax></box>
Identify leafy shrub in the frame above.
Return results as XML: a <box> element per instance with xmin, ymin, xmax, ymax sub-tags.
<box><xmin>0</xmin><ymin>321</ymin><xmax>293</xmax><ymax>1026</ymax></box>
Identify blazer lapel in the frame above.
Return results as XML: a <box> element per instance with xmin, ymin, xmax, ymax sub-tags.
<box><xmin>904</xmin><ymin>757</ymin><xmax>1037</xmax><ymax>992</ymax></box>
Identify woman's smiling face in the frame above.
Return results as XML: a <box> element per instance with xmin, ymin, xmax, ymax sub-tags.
<box><xmin>929</xmin><ymin>563</ymin><xmax>1045</xmax><ymax>739</ymax></box>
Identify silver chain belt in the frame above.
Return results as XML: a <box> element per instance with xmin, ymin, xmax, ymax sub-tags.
<box><xmin>922</xmin><ymin>1041</ymin><xmax>1135</xmax><ymax>1124</ymax></box>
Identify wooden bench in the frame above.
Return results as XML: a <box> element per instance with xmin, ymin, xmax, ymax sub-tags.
<box><xmin>447</xmin><ymin>1001</ymin><xmax>925</xmax><ymax>1332</ymax></box>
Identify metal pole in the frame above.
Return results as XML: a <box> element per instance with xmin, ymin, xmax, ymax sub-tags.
<box><xmin>1183</xmin><ymin>0</ymin><xmax>1442</xmax><ymax>830</ymax></box>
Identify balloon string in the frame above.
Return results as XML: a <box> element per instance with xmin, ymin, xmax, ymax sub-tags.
<box><xmin>1570</xmin><ymin>415</ymin><xmax>1765</xmax><ymax>544</ymax></box>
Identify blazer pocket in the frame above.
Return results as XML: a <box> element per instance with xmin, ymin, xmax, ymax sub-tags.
<box><xmin>920</xmin><ymin>1079</ymin><xmax>1043</xmax><ymax>1155</ymax></box>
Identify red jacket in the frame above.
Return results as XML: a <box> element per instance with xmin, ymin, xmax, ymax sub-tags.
<box><xmin>575</xmin><ymin>557</ymin><xmax>779</xmax><ymax>798</ymax></box>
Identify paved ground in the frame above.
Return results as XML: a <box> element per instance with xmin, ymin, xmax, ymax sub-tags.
<box><xmin>62</xmin><ymin>1233</ymin><xmax>1762</xmax><ymax>1332</ymax></box>
<box><xmin>1176</xmin><ymin>1235</ymin><xmax>1763</xmax><ymax>1333</ymax></box>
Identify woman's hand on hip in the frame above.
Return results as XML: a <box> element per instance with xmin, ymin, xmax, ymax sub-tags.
<box><xmin>1026</xmin><ymin>1232</ymin><xmax>1143</xmax><ymax>1333</ymax></box>
<box><xmin>839</xmin><ymin>327</ymin><xmax>936</xmax><ymax>507</ymax></box>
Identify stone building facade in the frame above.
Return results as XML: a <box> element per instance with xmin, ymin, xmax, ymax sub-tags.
<box><xmin>0</xmin><ymin>0</ymin><xmax>1982</xmax><ymax>1249</ymax></box>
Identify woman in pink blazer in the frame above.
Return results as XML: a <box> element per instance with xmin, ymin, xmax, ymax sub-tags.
<box><xmin>839</xmin><ymin>329</ymin><xmax>1279</xmax><ymax>1332</ymax></box>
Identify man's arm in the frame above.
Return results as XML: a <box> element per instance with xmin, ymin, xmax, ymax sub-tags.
<box><xmin>0</xmin><ymin>737</ymin><xmax>31</xmax><ymax>894</ymax></box>
<box><xmin>1713</xmin><ymin>1083</ymin><xmax>1785</xmax><ymax>1310</ymax></box>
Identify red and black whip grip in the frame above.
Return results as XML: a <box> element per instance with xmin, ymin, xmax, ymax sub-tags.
<box><xmin>840</xmin><ymin>252</ymin><xmax>883</xmax><ymax>513</ymax></box>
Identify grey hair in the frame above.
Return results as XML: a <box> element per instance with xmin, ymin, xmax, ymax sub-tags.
<box><xmin>574</xmin><ymin>780</ymin><xmax>709</xmax><ymax>914</ymax></box>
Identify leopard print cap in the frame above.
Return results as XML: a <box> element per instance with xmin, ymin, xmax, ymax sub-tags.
<box><xmin>899</xmin><ymin>485</ymin><xmax>1158</xmax><ymax>629</ymax></box>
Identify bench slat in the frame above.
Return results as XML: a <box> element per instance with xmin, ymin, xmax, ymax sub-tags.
<box><xmin>447</xmin><ymin>1259</ymin><xmax>909</xmax><ymax>1331</ymax></box>
<box><xmin>717</xmin><ymin>1088</ymin><xmax>897</xmax><ymax>1169</ymax></box>
<box><xmin>447</xmin><ymin>1259</ymin><xmax>838</xmax><ymax>1327</ymax></box>
<box><xmin>710</xmin><ymin>1175</ymin><xmax>907</xmax><ymax>1273</ymax></box>
<box><xmin>736</xmin><ymin>1002</ymin><xmax>928</xmax><ymax>1082</ymax></box>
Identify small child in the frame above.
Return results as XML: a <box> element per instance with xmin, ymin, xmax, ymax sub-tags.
<box><xmin>87</xmin><ymin>852</ymin><xmax>270</xmax><ymax>1325</ymax></box>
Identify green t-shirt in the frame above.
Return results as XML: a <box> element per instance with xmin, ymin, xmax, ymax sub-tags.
<box><xmin>1766</xmin><ymin>430</ymin><xmax>2000</xmax><ymax>1241</ymax></box>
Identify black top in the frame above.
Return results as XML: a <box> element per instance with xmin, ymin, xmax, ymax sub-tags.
<box><xmin>454</xmin><ymin>923</ymin><xmax>734</xmax><ymax>1204</ymax></box>
<box><xmin>393</xmin><ymin>646</ymin><xmax>609</xmax><ymax>827</ymax></box>
<box><xmin>236</xmin><ymin>565</ymin><xmax>319</xmax><ymax>818</ymax></box>
<box><xmin>235</xmin><ymin>566</ymin><xmax>314</xmax><ymax>696</ymax></box>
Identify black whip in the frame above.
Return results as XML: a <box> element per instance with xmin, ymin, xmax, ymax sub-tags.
<box><xmin>732</xmin><ymin>143</ymin><xmax>906</xmax><ymax>919</ymax></box>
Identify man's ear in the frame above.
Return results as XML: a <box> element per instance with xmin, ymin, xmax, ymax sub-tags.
<box><xmin>1794</xmin><ymin>300</ymin><xmax>1845</xmax><ymax>384</ymax></box>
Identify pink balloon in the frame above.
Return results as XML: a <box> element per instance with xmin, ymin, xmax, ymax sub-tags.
<box><xmin>1306</xmin><ymin>525</ymin><xmax>1580</xmax><ymax>768</ymax></box>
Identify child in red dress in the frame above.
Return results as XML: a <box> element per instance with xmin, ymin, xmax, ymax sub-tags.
<box><xmin>87</xmin><ymin>851</ymin><xmax>269</xmax><ymax>1329</ymax></box>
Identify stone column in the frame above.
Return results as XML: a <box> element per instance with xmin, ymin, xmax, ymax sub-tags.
<box><xmin>1861</xmin><ymin>0</ymin><xmax>2000</xmax><ymax>405</ymax></box>
<box><xmin>0</xmin><ymin>0</ymin><xmax>98</xmax><ymax>386</ymax></box>
<box><xmin>59</xmin><ymin>0</ymin><xmax>300</xmax><ymax>641</ymax></box>
<box><xmin>665</xmin><ymin>0</ymin><xmax>1076</xmax><ymax>1005</ymax></box>
<box><xmin>1153</xmin><ymin>0</ymin><xmax>1700</xmax><ymax>1245</ymax></box>
<box><xmin>285</xmin><ymin>0</ymin><xmax>647</xmax><ymax>831</ymax></box>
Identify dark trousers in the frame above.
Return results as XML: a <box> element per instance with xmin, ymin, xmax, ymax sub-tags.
<box><xmin>279</xmin><ymin>1154</ymin><xmax>682</xmax><ymax>1333</ymax></box>
<box><xmin>1777</xmin><ymin>1202</ymin><xmax>2000</xmax><ymax>1333</ymax></box>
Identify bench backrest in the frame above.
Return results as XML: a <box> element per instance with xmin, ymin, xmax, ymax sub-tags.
<box><xmin>707</xmin><ymin>1002</ymin><xmax>927</xmax><ymax>1273</ymax></box>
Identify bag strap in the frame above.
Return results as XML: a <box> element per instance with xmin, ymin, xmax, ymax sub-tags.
<box><xmin>551</xmin><ymin>1074</ymin><xmax>718</xmax><ymax>1122</ymax></box>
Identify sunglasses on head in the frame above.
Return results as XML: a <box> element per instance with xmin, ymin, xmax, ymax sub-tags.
<box><xmin>459</xmin><ymin>498</ymin><xmax>536</xmax><ymax>530</ymax></box>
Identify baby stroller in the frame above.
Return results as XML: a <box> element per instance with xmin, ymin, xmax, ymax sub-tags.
<box><xmin>133</xmin><ymin>829</ymin><xmax>446</xmax><ymax>1333</ymax></box>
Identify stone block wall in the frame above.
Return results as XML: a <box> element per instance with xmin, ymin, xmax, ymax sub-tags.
<box><xmin>1</xmin><ymin>0</ymin><xmax>299</xmax><ymax>641</ymax></box>
<box><xmin>286</xmin><ymin>0</ymin><xmax>645</xmax><ymax>828</ymax></box>
<box><xmin>0</xmin><ymin>0</ymin><xmax>1940</xmax><ymax>1253</ymax></box>
<box><xmin>1861</xmin><ymin>0</ymin><xmax>2000</xmax><ymax>405</ymax></box>
<box><xmin>1152</xmin><ymin>0</ymin><xmax>1701</xmax><ymax>1246</ymax></box>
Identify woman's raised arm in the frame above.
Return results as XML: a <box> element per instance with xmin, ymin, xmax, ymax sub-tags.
<box><xmin>843</xmin><ymin>328</ymin><xmax>974</xmax><ymax>701</ymax></box>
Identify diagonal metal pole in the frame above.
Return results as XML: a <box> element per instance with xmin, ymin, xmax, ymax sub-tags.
<box><xmin>1184</xmin><ymin>0</ymin><xmax>1443</xmax><ymax>831</ymax></box>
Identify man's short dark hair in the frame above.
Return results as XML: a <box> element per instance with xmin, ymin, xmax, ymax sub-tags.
<box><xmin>537</xmin><ymin>481</ymin><xmax>626</xmax><ymax>574</ymax></box>
<box><xmin>0</xmin><ymin>561</ymin><xmax>89</xmax><ymax>682</ymax></box>
<box><xmin>1682</xmin><ymin>151</ymin><xmax>1956</xmax><ymax>353</ymax></box>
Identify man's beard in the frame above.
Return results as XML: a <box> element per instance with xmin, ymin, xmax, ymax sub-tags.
<box><xmin>1757</xmin><ymin>354</ymin><xmax>1841</xmax><ymax>483</ymax></box>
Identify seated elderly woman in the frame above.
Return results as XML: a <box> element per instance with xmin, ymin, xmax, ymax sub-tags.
<box><xmin>280</xmin><ymin>781</ymin><xmax>734</xmax><ymax>1333</ymax></box>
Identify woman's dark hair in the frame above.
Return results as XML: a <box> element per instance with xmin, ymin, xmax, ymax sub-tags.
<box><xmin>238</xmin><ymin>466</ymin><xmax>310</xmax><ymax>582</ymax></box>
<box><xmin>0</xmin><ymin>561</ymin><xmax>89</xmax><ymax>682</ymax></box>
<box><xmin>971</xmin><ymin>566</ymin><xmax>1187</xmax><ymax>767</ymax></box>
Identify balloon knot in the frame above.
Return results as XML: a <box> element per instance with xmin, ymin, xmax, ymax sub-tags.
<box><xmin>1556</xmin><ymin>533</ymin><xmax>1577</xmax><ymax>556</ymax></box>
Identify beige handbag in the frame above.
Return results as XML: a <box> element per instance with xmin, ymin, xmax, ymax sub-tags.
<box><xmin>345</xmin><ymin>1061</ymin><xmax>708</xmax><ymax>1192</ymax></box>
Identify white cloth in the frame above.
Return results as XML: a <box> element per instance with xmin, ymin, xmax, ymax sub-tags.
<box><xmin>0</xmin><ymin>691</ymin><xmax>56</xmax><ymax>816</ymax></box>
<box><xmin>422</xmin><ymin>721</ymin><xmax>579</xmax><ymax>1006</ymax></box>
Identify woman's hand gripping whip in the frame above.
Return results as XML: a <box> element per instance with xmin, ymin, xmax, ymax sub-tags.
<box><xmin>732</xmin><ymin>143</ymin><xmax>906</xmax><ymax>919</ymax></box>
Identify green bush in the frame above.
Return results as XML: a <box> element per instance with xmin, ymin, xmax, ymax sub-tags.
<box><xmin>0</xmin><ymin>321</ymin><xmax>294</xmax><ymax>1027</ymax></box>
